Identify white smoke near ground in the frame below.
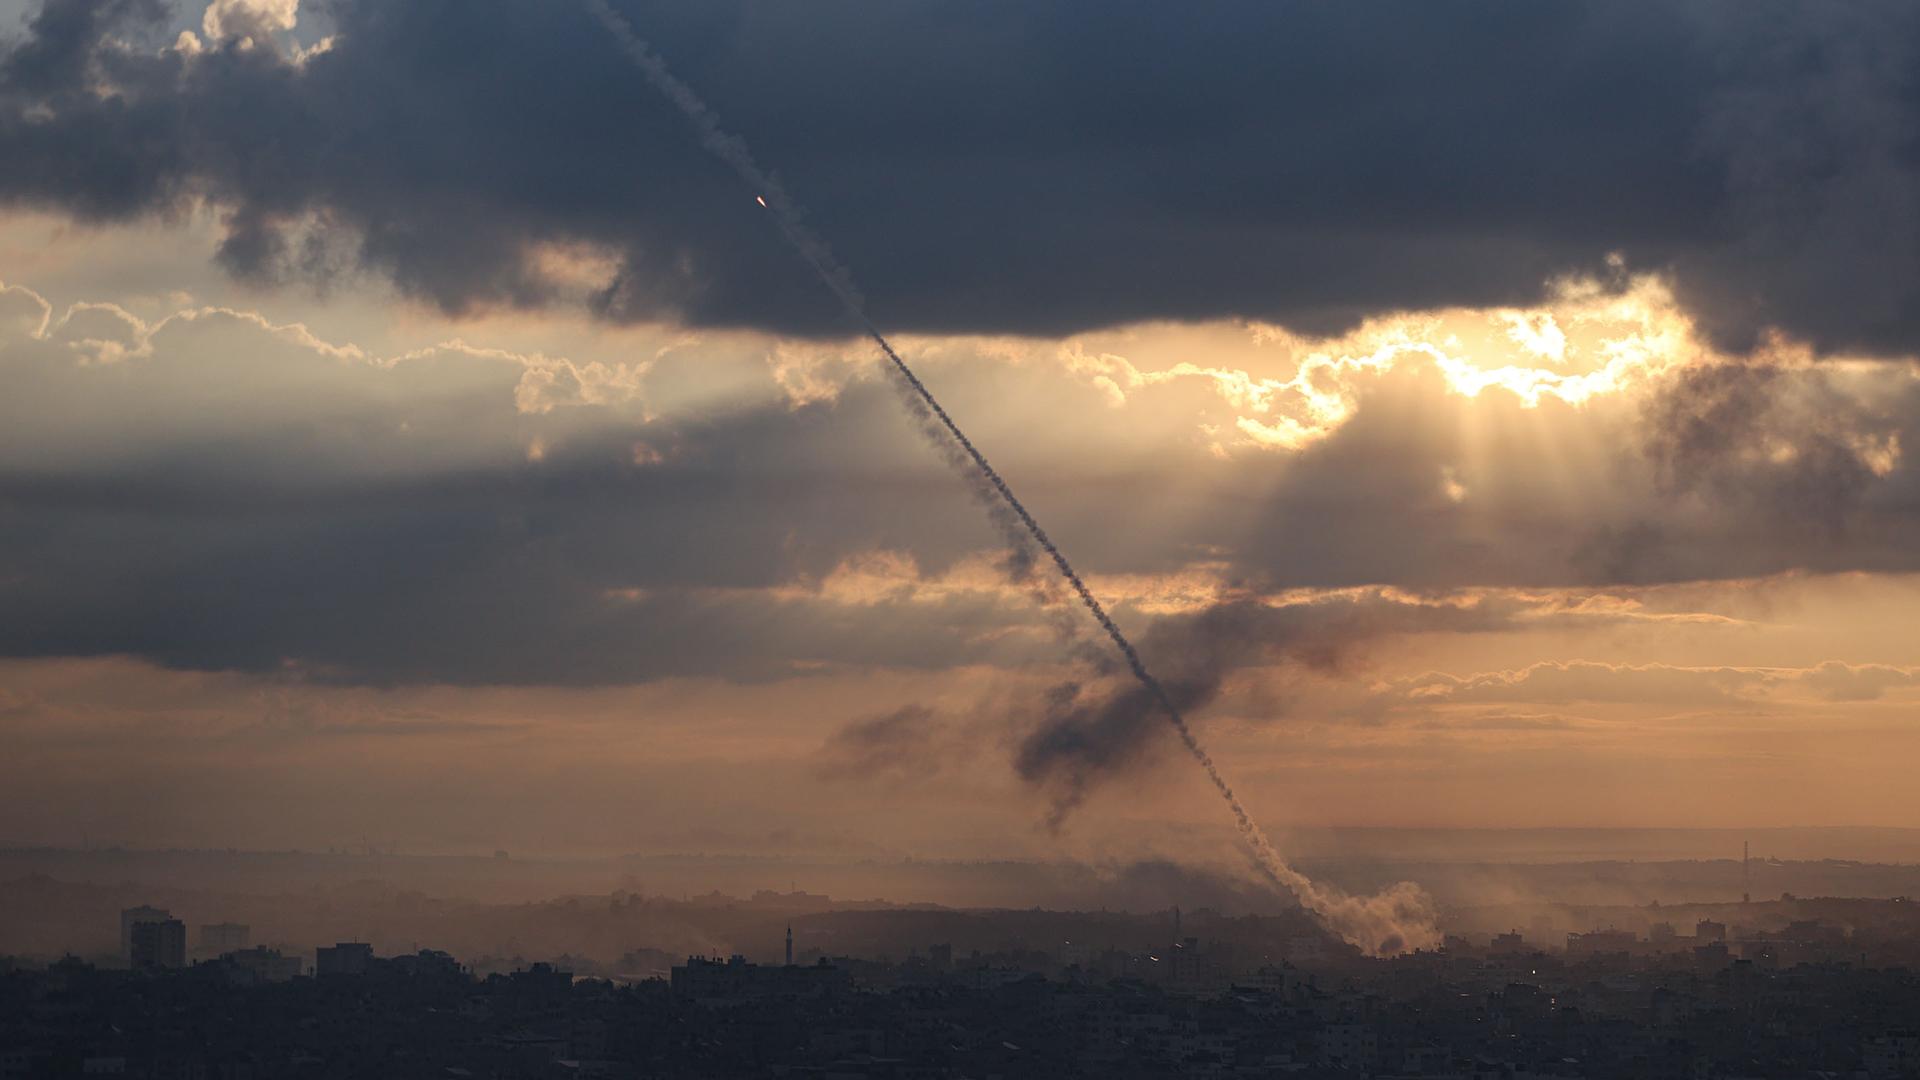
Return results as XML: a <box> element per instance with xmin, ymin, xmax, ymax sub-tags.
<box><xmin>587</xmin><ymin>0</ymin><xmax>1438</xmax><ymax>955</ymax></box>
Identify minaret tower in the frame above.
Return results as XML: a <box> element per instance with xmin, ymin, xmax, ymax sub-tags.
<box><xmin>785</xmin><ymin>925</ymin><xmax>793</xmax><ymax>966</ymax></box>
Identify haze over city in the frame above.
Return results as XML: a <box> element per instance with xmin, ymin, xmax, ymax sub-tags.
<box><xmin>4</xmin><ymin>1</ymin><xmax>1920</xmax><ymax>1075</ymax></box>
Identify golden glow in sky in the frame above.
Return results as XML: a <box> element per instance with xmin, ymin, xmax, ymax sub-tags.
<box><xmin>2</xmin><ymin>208</ymin><xmax>1918</xmax><ymax>858</ymax></box>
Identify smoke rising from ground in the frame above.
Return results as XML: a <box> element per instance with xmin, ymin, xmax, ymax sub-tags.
<box><xmin>590</xmin><ymin>0</ymin><xmax>1437</xmax><ymax>954</ymax></box>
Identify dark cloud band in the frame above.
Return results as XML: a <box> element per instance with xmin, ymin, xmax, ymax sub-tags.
<box><xmin>4</xmin><ymin>0</ymin><xmax>1920</xmax><ymax>353</ymax></box>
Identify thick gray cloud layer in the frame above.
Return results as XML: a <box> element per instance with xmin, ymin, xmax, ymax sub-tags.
<box><xmin>0</xmin><ymin>359</ymin><xmax>933</xmax><ymax>685</ymax></box>
<box><xmin>2</xmin><ymin>284</ymin><xmax>1919</xmax><ymax>687</ymax></box>
<box><xmin>4</xmin><ymin>0</ymin><xmax>1920</xmax><ymax>352</ymax></box>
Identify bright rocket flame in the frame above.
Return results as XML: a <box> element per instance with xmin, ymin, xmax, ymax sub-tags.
<box><xmin>755</xmin><ymin>195</ymin><xmax>768</xmax><ymax>208</ymax></box>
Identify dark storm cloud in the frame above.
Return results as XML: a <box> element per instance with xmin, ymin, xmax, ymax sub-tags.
<box><xmin>0</xmin><ymin>407</ymin><xmax>1064</xmax><ymax>685</ymax></box>
<box><xmin>1645</xmin><ymin>361</ymin><xmax>1874</xmax><ymax>529</ymax></box>
<box><xmin>0</xmin><ymin>469</ymin><xmax>1062</xmax><ymax>687</ymax></box>
<box><xmin>1673</xmin><ymin>3</ymin><xmax>1920</xmax><ymax>355</ymax></box>
<box><xmin>4</xmin><ymin>0</ymin><xmax>1920</xmax><ymax>352</ymax></box>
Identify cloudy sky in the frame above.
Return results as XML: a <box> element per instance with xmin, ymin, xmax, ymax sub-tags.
<box><xmin>2</xmin><ymin>0</ymin><xmax>1918</xmax><ymax>866</ymax></box>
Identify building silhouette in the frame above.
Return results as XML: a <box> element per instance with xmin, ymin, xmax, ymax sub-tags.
<box><xmin>316</xmin><ymin>942</ymin><xmax>374</xmax><ymax>976</ymax></box>
<box><xmin>198</xmin><ymin>922</ymin><xmax>250</xmax><ymax>954</ymax></box>
<box><xmin>219</xmin><ymin>946</ymin><xmax>305</xmax><ymax>984</ymax></box>
<box><xmin>671</xmin><ymin>954</ymin><xmax>849</xmax><ymax>1004</ymax></box>
<box><xmin>119</xmin><ymin>906</ymin><xmax>169</xmax><ymax>964</ymax></box>
<box><xmin>129</xmin><ymin>918</ymin><xmax>186</xmax><ymax>970</ymax></box>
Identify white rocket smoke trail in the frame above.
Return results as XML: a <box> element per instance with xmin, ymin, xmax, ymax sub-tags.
<box><xmin>589</xmin><ymin>0</ymin><xmax>1437</xmax><ymax>955</ymax></box>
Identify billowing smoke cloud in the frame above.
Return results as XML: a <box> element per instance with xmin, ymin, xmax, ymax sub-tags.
<box><xmin>1008</xmin><ymin>591</ymin><xmax>1534</xmax><ymax>950</ymax></box>
<box><xmin>594</xmin><ymin>3</ymin><xmax>1437</xmax><ymax>954</ymax></box>
<box><xmin>812</xmin><ymin>704</ymin><xmax>943</xmax><ymax>783</ymax></box>
<box><xmin>1013</xmin><ymin>595</ymin><xmax>1473</xmax><ymax>825</ymax></box>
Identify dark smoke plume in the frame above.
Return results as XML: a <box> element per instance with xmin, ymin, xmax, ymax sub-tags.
<box><xmin>813</xmin><ymin>704</ymin><xmax>943</xmax><ymax>783</ymax></box>
<box><xmin>1645</xmin><ymin>359</ymin><xmax>1881</xmax><ymax>533</ymax></box>
<box><xmin>589</xmin><ymin>0</ymin><xmax>1436</xmax><ymax>954</ymax></box>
